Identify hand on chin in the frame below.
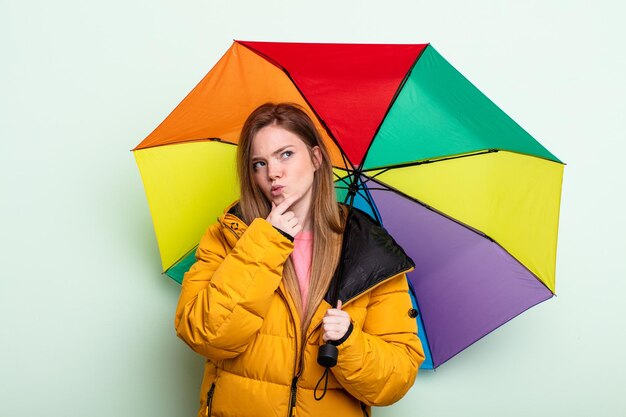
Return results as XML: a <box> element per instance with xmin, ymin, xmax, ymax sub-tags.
<box><xmin>272</xmin><ymin>193</ymin><xmax>299</xmax><ymax>210</ymax></box>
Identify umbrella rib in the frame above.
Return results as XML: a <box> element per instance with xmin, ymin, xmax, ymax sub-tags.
<box><xmin>361</xmin><ymin>148</ymin><xmax>565</xmax><ymax>173</ymax></box>
<box><xmin>363</xmin><ymin>149</ymin><xmax>500</xmax><ymax>176</ymax></box>
<box><xmin>132</xmin><ymin>137</ymin><xmax>238</xmax><ymax>152</ymax></box>
<box><xmin>357</xmin><ymin>188</ymin><xmax>373</xmax><ymax>206</ymax></box>
<box><xmin>333</xmin><ymin>173</ymin><xmax>352</xmax><ymax>186</ymax></box>
<box><xmin>335</xmin><ymin>186</ymin><xmax>388</xmax><ymax>191</ymax></box>
<box><xmin>360</xmin><ymin>182</ymin><xmax>382</xmax><ymax>223</ymax></box>
<box><xmin>335</xmin><ymin>185</ymin><xmax>382</xmax><ymax>206</ymax></box>
<box><xmin>335</xmin><ymin>168</ymin><xmax>382</xmax><ymax>223</ymax></box>
<box><xmin>339</xmin><ymin>146</ymin><xmax>356</xmax><ymax>175</ymax></box>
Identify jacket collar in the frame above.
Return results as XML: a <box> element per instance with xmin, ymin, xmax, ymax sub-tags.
<box><xmin>325</xmin><ymin>205</ymin><xmax>414</xmax><ymax>305</ymax></box>
<box><xmin>223</xmin><ymin>202</ymin><xmax>414</xmax><ymax>305</ymax></box>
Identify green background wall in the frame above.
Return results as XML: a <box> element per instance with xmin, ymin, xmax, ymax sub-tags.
<box><xmin>2</xmin><ymin>0</ymin><xmax>624</xmax><ymax>415</ymax></box>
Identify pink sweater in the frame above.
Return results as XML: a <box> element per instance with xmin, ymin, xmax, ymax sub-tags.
<box><xmin>291</xmin><ymin>231</ymin><xmax>313</xmax><ymax>307</ymax></box>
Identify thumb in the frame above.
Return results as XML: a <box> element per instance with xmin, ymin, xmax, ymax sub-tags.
<box><xmin>336</xmin><ymin>299</ymin><xmax>342</xmax><ymax>310</ymax></box>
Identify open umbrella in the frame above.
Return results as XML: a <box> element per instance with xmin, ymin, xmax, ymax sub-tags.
<box><xmin>133</xmin><ymin>41</ymin><xmax>564</xmax><ymax>369</ymax></box>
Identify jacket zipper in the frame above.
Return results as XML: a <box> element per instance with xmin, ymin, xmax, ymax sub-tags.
<box><xmin>288</xmin><ymin>325</ymin><xmax>320</xmax><ymax>417</ymax></box>
<box><xmin>278</xmin><ymin>290</ymin><xmax>300</xmax><ymax>417</ymax></box>
<box><xmin>289</xmin><ymin>376</ymin><xmax>298</xmax><ymax>417</ymax></box>
<box><xmin>206</xmin><ymin>382</ymin><xmax>216</xmax><ymax>416</ymax></box>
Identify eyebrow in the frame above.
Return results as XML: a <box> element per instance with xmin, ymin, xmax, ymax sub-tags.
<box><xmin>251</xmin><ymin>145</ymin><xmax>294</xmax><ymax>161</ymax></box>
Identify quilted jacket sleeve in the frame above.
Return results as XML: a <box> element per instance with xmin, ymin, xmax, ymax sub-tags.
<box><xmin>331</xmin><ymin>273</ymin><xmax>425</xmax><ymax>406</ymax></box>
<box><xmin>174</xmin><ymin>218</ymin><xmax>293</xmax><ymax>362</ymax></box>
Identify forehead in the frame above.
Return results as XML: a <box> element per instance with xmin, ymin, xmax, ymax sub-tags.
<box><xmin>251</xmin><ymin>125</ymin><xmax>307</xmax><ymax>155</ymax></box>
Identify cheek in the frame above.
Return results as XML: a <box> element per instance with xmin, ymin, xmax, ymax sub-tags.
<box><xmin>299</xmin><ymin>163</ymin><xmax>316</xmax><ymax>183</ymax></box>
<box><xmin>252</xmin><ymin>172</ymin><xmax>268</xmax><ymax>194</ymax></box>
<box><xmin>294</xmin><ymin>155</ymin><xmax>315</xmax><ymax>177</ymax></box>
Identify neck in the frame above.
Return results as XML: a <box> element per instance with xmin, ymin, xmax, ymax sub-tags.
<box><xmin>295</xmin><ymin>208</ymin><xmax>312</xmax><ymax>232</ymax></box>
<box><xmin>288</xmin><ymin>190</ymin><xmax>314</xmax><ymax>232</ymax></box>
<box><xmin>290</xmin><ymin>200</ymin><xmax>313</xmax><ymax>232</ymax></box>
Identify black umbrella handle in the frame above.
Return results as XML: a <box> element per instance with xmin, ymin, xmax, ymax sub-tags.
<box><xmin>317</xmin><ymin>343</ymin><xmax>338</xmax><ymax>368</ymax></box>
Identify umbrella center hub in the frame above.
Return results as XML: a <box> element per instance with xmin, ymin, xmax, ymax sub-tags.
<box><xmin>347</xmin><ymin>181</ymin><xmax>360</xmax><ymax>197</ymax></box>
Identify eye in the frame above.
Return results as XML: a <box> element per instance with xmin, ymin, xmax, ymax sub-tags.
<box><xmin>252</xmin><ymin>161</ymin><xmax>265</xmax><ymax>171</ymax></box>
<box><xmin>281</xmin><ymin>150</ymin><xmax>293</xmax><ymax>159</ymax></box>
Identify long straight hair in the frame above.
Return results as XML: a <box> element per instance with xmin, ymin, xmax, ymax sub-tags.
<box><xmin>237</xmin><ymin>103</ymin><xmax>344</xmax><ymax>331</ymax></box>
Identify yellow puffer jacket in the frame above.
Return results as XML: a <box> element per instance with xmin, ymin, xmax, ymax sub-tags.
<box><xmin>175</xmin><ymin>203</ymin><xmax>425</xmax><ymax>417</ymax></box>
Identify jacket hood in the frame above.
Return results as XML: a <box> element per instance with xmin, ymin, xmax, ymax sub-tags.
<box><xmin>222</xmin><ymin>201</ymin><xmax>415</xmax><ymax>305</ymax></box>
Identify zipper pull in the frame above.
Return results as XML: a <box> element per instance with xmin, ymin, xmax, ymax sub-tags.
<box><xmin>290</xmin><ymin>376</ymin><xmax>298</xmax><ymax>417</ymax></box>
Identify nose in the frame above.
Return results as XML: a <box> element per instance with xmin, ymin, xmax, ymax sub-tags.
<box><xmin>267</xmin><ymin>160</ymin><xmax>281</xmax><ymax>181</ymax></box>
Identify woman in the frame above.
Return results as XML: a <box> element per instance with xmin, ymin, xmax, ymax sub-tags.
<box><xmin>174</xmin><ymin>103</ymin><xmax>425</xmax><ymax>417</ymax></box>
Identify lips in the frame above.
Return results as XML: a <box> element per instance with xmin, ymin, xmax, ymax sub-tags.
<box><xmin>271</xmin><ymin>185</ymin><xmax>284</xmax><ymax>196</ymax></box>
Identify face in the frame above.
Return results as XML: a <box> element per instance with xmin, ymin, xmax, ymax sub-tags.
<box><xmin>250</xmin><ymin>124</ymin><xmax>322</xmax><ymax>215</ymax></box>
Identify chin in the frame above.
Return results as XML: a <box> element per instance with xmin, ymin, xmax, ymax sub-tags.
<box><xmin>274</xmin><ymin>194</ymin><xmax>298</xmax><ymax>207</ymax></box>
<box><xmin>271</xmin><ymin>194</ymin><xmax>285</xmax><ymax>203</ymax></box>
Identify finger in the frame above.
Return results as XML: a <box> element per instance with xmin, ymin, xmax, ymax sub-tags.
<box><xmin>323</xmin><ymin>330</ymin><xmax>338</xmax><ymax>339</ymax></box>
<box><xmin>326</xmin><ymin>324</ymin><xmax>349</xmax><ymax>335</ymax></box>
<box><xmin>325</xmin><ymin>309</ymin><xmax>349</xmax><ymax>317</ymax></box>
<box><xmin>273</xmin><ymin>197</ymin><xmax>291</xmax><ymax>214</ymax></box>
<box><xmin>274</xmin><ymin>195</ymin><xmax>298</xmax><ymax>214</ymax></box>
<box><xmin>324</xmin><ymin>313</ymin><xmax>348</xmax><ymax>322</ymax></box>
<box><xmin>336</xmin><ymin>300</ymin><xmax>342</xmax><ymax>310</ymax></box>
<box><xmin>323</xmin><ymin>330</ymin><xmax>345</xmax><ymax>342</ymax></box>
<box><xmin>323</xmin><ymin>311</ymin><xmax>335</xmax><ymax>318</ymax></box>
<box><xmin>323</xmin><ymin>316</ymin><xmax>341</xmax><ymax>324</ymax></box>
<box><xmin>324</xmin><ymin>322</ymin><xmax>347</xmax><ymax>332</ymax></box>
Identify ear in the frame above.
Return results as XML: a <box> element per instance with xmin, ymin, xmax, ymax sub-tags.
<box><xmin>311</xmin><ymin>146</ymin><xmax>322</xmax><ymax>170</ymax></box>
